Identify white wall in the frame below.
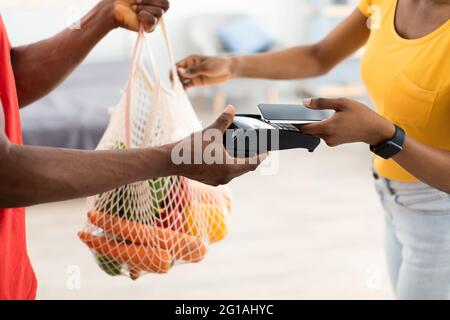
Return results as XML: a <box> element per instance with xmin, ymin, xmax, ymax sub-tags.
<box><xmin>1</xmin><ymin>0</ymin><xmax>313</xmax><ymax>64</ymax></box>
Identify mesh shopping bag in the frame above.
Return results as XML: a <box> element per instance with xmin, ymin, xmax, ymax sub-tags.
<box><xmin>78</xmin><ymin>19</ymin><xmax>232</xmax><ymax>279</ymax></box>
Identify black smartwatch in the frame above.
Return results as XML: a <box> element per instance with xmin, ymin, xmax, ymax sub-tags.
<box><xmin>370</xmin><ymin>125</ymin><xmax>405</xmax><ymax>159</ymax></box>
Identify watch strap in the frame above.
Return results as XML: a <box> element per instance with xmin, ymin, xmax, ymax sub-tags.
<box><xmin>370</xmin><ymin>125</ymin><xmax>405</xmax><ymax>159</ymax></box>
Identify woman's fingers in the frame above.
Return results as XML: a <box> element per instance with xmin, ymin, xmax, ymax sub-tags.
<box><xmin>300</xmin><ymin>97</ymin><xmax>346</xmax><ymax>136</ymax></box>
<box><xmin>178</xmin><ymin>60</ymin><xmax>209</xmax><ymax>79</ymax></box>
<box><xmin>174</xmin><ymin>56</ymin><xmax>209</xmax><ymax>90</ymax></box>
<box><xmin>303</xmin><ymin>97</ymin><xmax>348</xmax><ymax>111</ymax></box>
<box><xmin>178</xmin><ymin>71</ymin><xmax>209</xmax><ymax>88</ymax></box>
<box><xmin>301</xmin><ymin>119</ymin><xmax>332</xmax><ymax>136</ymax></box>
<box><xmin>301</xmin><ymin>122</ymin><xmax>325</xmax><ymax>135</ymax></box>
<box><xmin>176</xmin><ymin>55</ymin><xmax>196</xmax><ymax>67</ymax></box>
<box><xmin>182</xmin><ymin>64</ymin><xmax>209</xmax><ymax>78</ymax></box>
<box><xmin>176</xmin><ymin>56</ymin><xmax>227</xmax><ymax>89</ymax></box>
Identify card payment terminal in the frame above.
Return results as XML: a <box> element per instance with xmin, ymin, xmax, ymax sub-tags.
<box><xmin>223</xmin><ymin>114</ymin><xmax>321</xmax><ymax>158</ymax></box>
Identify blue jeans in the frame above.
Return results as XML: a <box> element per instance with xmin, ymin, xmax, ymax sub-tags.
<box><xmin>374</xmin><ymin>175</ymin><xmax>450</xmax><ymax>299</ymax></box>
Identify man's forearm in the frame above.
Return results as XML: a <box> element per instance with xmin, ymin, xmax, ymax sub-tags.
<box><xmin>11</xmin><ymin>2</ymin><xmax>116</xmax><ymax>107</ymax></box>
<box><xmin>0</xmin><ymin>144</ymin><xmax>173</xmax><ymax>208</ymax></box>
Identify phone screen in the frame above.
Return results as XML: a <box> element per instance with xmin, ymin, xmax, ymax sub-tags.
<box><xmin>257</xmin><ymin>104</ymin><xmax>326</xmax><ymax>123</ymax></box>
<box><xmin>233</xmin><ymin>116</ymin><xmax>274</xmax><ymax>129</ymax></box>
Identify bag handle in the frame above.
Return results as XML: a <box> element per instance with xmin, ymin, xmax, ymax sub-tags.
<box><xmin>124</xmin><ymin>25</ymin><xmax>158</xmax><ymax>147</ymax></box>
<box><xmin>123</xmin><ymin>25</ymin><xmax>145</xmax><ymax>147</ymax></box>
<box><xmin>123</xmin><ymin>18</ymin><xmax>179</xmax><ymax>147</ymax></box>
<box><xmin>159</xmin><ymin>18</ymin><xmax>179</xmax><ymax>84</ymax></box>
<box><xmin>138</xmin><ymin>18</ymin><xmax>178</xmax><ymax>83</ymax></box>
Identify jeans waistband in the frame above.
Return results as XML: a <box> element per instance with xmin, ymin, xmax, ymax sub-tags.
<box><xmin>372</xmin><ymin>171</ymin><xmax>437</xmax><ymax>194</ymax></box>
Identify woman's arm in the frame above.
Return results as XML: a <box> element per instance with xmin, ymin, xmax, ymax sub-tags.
<box><xmin>232</xmin><ymin>8</ymin><xmax>370</xmax><ymax>79</ymax></box>
<box><xmin>391</xmin><ymin>137</ymin><xmax>450</xmax><ymax>193</ymax></box>
<box><xmin>301</xmin><ymin>98</ymin><xmax>450</xmax><ymax>193</ymax></box>
<box><xmin>11</xmin><ymin>0</ymin><xmax>169</xmax><ymax>107</ymax></box>
<box><xmin>177</xmin><ymin>8</ymin><xmax>370</xmax><ymax>88</ymax></box>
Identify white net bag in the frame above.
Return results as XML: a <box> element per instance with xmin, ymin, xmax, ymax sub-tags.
<box><xmin>78</xmin><ymin>20</ymin><xmax>232</xmax><ymax>279</ymax></box>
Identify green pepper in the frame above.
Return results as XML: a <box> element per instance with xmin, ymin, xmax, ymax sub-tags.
<box><xmin>95</xmin><ymin>143</ymin><xmax>177</xmax><ymax>223</ymax></box>
<box><xmin>114</xmin><ymin>140</ymin><xmax>126</xmax><ymax>150</ymax></box>
<box><xmin>148</xmin><ymin>176</ymin><xmax>177</xmax><ymax>219</ymax></box>
<box><xmin>148</xmin><ymin>177</ymin><xmax>169</xmax><ymax>205</ymax></box>
<box><xmin>95</xmin><ymin>187</ymin><xmax>126</xmax><ymax>218</ymax></box>
<box><xmin>95</xmin><ymin>255</ymin><xmax>122</xmax><ymax>276</ymax></box>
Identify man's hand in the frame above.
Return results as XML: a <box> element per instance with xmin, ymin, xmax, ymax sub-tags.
<box><xmin>0</xmin><ymin>100</ymin><xmax>263</xmax><ymax>208</ymax></box>
<box><xmin>176</xmin><ymin>55</ymin><xmax>236</xmax><ymax>89</ymax></box>
<box><xmin>12</xmin><ymin>0</ymin><xmax>170</xmax><ymax>107</ymax></box>
<box><xmin>107</xmin><ymin>0</ymin><xmax>170</xmax><ymax>32</ymax></box>
<box><xmin>300</xmin><ymin>97</ymin><xmax>396</xmax><ymax>147</ymax></box>
<box><xmin>167</xmin><ymin>105</ymin><xmax>267</xmax><ymax>186</ymax></box>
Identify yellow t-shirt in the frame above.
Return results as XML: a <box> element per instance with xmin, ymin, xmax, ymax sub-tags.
<box><xmin>358</xmin><ymin>0</ymin><xmax>450</xmax><ymax>182</ymax></box>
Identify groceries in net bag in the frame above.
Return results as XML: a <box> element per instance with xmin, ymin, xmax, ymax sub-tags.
<box><xmin>78</xmin><ymin>19</ymin><xmax>232</xmax><ymax>279</ymax></box>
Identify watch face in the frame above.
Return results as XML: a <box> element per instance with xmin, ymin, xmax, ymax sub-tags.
<box><xmin>376</xmin><ymin>141</ymin><xmax>402</xmax><ymax>159</ymax></box>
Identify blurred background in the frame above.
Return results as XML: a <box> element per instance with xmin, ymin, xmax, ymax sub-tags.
<box><xmin>2</xmin><ymin>0</ymin><xmax>392</xmax><ymax>299</ymax></box>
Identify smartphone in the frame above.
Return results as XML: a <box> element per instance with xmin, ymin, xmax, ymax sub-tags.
<box><xmin>257</xmin><ymin>104</ymin><xmax>326</xmax><ymax>124</ymax></box>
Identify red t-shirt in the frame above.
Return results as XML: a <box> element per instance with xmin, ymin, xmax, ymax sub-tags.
<box><xmin>0</xmin><ymin>15</ymin><xmax>37</xmax><ymax>300</ymax></box>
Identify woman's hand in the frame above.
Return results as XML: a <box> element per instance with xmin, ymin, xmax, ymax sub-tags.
<box><xmin>105</xmin><ymin>0</ymin><xmax>170</xmax><ymax>32</ymax></box>
<box><xmin>301</xmin><ymin>98</ymin><xmax>396</xmax><ymax>147</ymax></box>
<box><xmin>301</xmin><ymin>97</ymin><xmax>450</xmax><ymax>193</ymax></box>
<box><xmin>176</xmin><ymin>55</ymin><xmax>236</xmax><ymax>89</ymax></box>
